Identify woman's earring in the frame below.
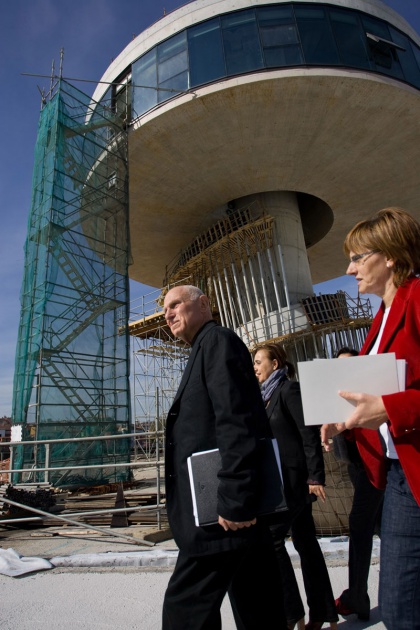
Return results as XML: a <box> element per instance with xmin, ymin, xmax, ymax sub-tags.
<box><xmin>386</xmin><ymin>261</ymin><xmax>391</xmax><ymax>268</ymax></box>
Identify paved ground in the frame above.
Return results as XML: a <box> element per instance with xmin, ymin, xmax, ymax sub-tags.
<box><xmin>0</xmin><ymin>524</ymin><xmax>385</xmax><ymax>628</ymax></box>
<box><xmin>0</xmin><ymin>565</ymin><xmax>383</xmax><ymax>630</ymax></box>
<box><xmin>0</xmin><ymin>518</ymin><xmax>379</xmax><ymax>560</ymax></box>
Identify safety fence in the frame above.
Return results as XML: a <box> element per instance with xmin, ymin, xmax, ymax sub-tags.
<box><xmin>0</xmin><ymin>432</ymin><xmax>165</xmax><ymax>540</ymax></box>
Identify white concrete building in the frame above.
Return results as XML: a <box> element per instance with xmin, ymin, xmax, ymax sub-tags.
<box><xmin>91</xmin><ymin>0</ymin><xmax>420</xmax><ymax>343</ymax></box>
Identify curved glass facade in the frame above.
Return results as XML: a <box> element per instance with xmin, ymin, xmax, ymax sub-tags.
<box><xmin>128</xmin><ymin>3</ymin><xmax>420</xmax><ymax>119</ymax></box>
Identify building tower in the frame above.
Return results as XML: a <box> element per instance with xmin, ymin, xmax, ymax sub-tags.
<box><xmin>90</xmin><ymin>0</ymin><xmax>420</xmax><ymax>530</ymax></box>
<box><xmin>91</xmin><ymin>0</ymin><xmax>419</xmax><ymax>343</ymax></box>
<box><xmin>12</xmin><ymin>0</ymin><xmax>420</xmax><ymax>515</ymax></box>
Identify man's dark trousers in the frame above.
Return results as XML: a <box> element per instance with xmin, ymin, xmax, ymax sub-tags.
<box><xmin>163</xmin><ymin>533</ymin><xmax>286</xmax><ymax>629</ymax></box>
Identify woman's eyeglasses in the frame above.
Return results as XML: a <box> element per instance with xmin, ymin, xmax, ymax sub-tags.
<box><xmin>349</xmin><ymin>250</ymin><xmax>379</xmax><ymax>265</ymax></box>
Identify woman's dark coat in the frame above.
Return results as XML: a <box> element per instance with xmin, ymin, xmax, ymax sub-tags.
<box><xmin>266</xmin><ymin>378</ymin><xmax>325</xmax><ymax>511</ymax></box>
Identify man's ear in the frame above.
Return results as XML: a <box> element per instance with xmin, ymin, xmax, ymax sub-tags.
<box><xmin>199</xmin><ymin>295</ymin><xmax>209</xmax><ymax>311</ymax></box>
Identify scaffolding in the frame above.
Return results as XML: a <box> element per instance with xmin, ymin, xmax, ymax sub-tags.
<box><xmin>129</xmin><ymin>286</ymin><xmax>372</xmax><ymax>445</ymax></box>
<box><xmin>129</xmin><ymin>289</ymin><xmax>189</xmax><ymax>460</ymax></box>
<box><xmin>12</xmin><ymin>80</ymin><xmax>131</xmax><ymax>487</ymax></box>
<box><xmin>163</xmin><ymin>206</ymin><xmax>279</xmax><ymax>340</ymax></box>
<box><xmin>129</xmin><ymin>209</ymin><xmax>372</xmax><ymax>535</ymax></box>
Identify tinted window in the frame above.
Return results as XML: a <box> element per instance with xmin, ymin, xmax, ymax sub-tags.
<box><xmin>157</xmin><ymin>31</ymin><xmax>189</xmax><ymax>102</ymax></box>
<box><xmin>361</xmin><ymin>15</ymin><xmax>403</xmax><ymax>78</ymax></box>
<box><xmin>132</xmin><ymin>49</ymin><xmax>158</xmax><ymax>116</ymax></box>
<box><xmin>361</xmin><ymin>15</ymin><xmax>390</xmax><ymax>40</ymax></box>
<box><xmin>159</xmin><ymin>71</ymin><xmax>189</xmax><ymax>103</ymax></box>
<box><xmin>130</xmin><ymin>3</ymin><xmax>420</xmax><ymax>119</ymax></box>
<box><xmin>257</xmin><ymin>5</ymin><xmax>303</xmax><ymax>67</ymax></box>
<box><xmin>389</xmin><ymin>27</ymin><xmax>420</xmax><ymax>87</ymax></box>
<box><xmin>188</xmin><ymin>19</ymin><xmax>226</xmax><ymax>87</ymax></box>
<box><xmin>295</xmin><ymin>5</ymin><xmax>340</xmax><ymax>65</ymax></box>
<box><xmin>329</xmin><ymin>9</ymin><xmax>370</xmax><ymax>69</ymax></box>
<box><xmin>411</xmin><ymin>42</ymin><xmax>420</xmax><ymax>85</ymax></box>
<box><xmin>221</xmin><ymin>10</ymin><xmax>264</xmax><ymax>75</ymax></box>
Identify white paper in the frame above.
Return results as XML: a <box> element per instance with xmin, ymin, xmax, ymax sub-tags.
<box><xmin>298</xmin><ymin>353</ymin><xmax>404</xmax><ymax>426</ymax></box>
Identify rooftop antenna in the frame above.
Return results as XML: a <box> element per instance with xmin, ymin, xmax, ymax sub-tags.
<box><xmin>37</xmin><ymin>85</ymin><xmax>47</xmax><ymax>109</ymax></box>
<box><xmin>59</xmin><ymin>47</ymin><xmax>64</xmax><ymax>79</ymax></box>
<box><xmin>49</xmin><ymin>57</ymin><xmax>55</xmax><ymax>99</ymax></box>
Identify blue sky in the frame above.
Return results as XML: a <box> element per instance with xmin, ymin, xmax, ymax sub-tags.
<box><xmin>0</xmin><ymin>0</ymin><xmax>418</xmax><ymax>417</ymax></box>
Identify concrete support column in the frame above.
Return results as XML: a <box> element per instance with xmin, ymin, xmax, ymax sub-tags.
<box><xmin>238</xmin><ymin>191</ymin><xmax>313</xmax><ymax>305</ymax></box>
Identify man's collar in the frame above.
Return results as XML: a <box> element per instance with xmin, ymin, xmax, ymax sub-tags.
<box><xmin>191</xmin><ymin>319</ymin><xmax>217</xmax><ymax>347</ymax></box>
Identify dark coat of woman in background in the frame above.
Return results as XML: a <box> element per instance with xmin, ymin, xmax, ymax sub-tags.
<box><xmin>254</xmin><ymin>344</ymin><xmax>338</xmax><ymax>630</ymax></box>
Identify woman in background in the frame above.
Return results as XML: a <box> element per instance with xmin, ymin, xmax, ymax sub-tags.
<box><xmin>332</xmin><ymin>347</ymin><xmax>384</xmax><ymax>621</ymax></box>
<box><xmin>322</xmin><ymin>207</ymin><xmax>420</xmax><ymax>629</ymax></box>
<box><xmin>254</xmin><ymin>343</ymin><xmax>338</xmax><ymax>630</ymax></box>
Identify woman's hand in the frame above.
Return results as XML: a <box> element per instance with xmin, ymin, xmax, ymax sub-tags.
<box><xmin>339</xmin><ymin>391</ymin><xmax>388</xmax><ymax>430</ymax></box>
<box><xmin>320</xmin><ymin>422</ymin><xmax>346</xmax><ymax>450</ymax></box>
<box><xmin>309</xmin><ymin>484</ymin><xmax>326</xmax><ymax>502</ymax></box>
<box><xmin>321</xmin><ymin>392</ymin><xmax>388</xmax><ymax>444</ymax></box>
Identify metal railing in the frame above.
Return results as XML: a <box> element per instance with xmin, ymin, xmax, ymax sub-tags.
<box><xmin>0</xmin><ymin>431</ymin><xmax>166</xmax><ymax>541</ymax></box>
<box><xmin>2</xmin><ymin>431</ymin><xmax>163</xmax><ymax>479</ymax></box>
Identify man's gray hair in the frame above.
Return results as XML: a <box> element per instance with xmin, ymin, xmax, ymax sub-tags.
<box><xmin>182</xmin><ymin>285</ymin><xmax>205</xmax><ymax>301</ymax></box>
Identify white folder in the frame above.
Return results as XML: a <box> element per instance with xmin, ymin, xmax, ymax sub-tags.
<box><xmin>298</xmin><ymin>353</ymin><xmax>406</xmax><ymax>426</ymax></box>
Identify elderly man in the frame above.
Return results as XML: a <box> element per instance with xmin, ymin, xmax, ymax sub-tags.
<box><xmin>162</xmin><ymin>285</ymin><xmax>287</xmax><ymax>629</ymax></box>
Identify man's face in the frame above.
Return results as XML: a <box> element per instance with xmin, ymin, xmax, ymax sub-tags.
<box><xmin>163</xmin><ymin>287</ymin><xmax>209</xmax><ymax>344</ymax></box>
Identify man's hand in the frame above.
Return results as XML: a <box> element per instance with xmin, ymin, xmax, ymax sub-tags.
<box><xmin>218</xmin><ymin>516</ymin><xmax>257</xmax><ymax>531</ymax></box>
<box><xmin>339</xmin><ymin>391</ymin><xmax>388</xmax><ymax>430</ymax></box>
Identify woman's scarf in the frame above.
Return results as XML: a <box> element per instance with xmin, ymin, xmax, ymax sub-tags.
<box><xmin>260</xmin><ymin>366</ymin><xmax>288</xmax><ymax>403</ymax></box>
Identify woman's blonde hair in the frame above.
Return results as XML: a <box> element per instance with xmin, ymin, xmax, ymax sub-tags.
<box><xmin>253</xmin><ymin>343</ymin><xmax>296</xmax><ymax>379</ymax></box>
<box><xmin>344</xmin><ymin>207</ymin><xmax>420</xmax><ymax>287</ymax></box>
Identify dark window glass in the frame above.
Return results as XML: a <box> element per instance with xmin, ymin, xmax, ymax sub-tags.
<box><xmin>367</xmin><ymin>37</ymin><xmax>395</xmax><ymax>70</ymax></box>
<box><xmin>221</xmin><ymin>10</ymin><xmax>263</xmax><ymax>75</ymax></box>
<box><xmin>158</xmin><ymin>48</ymin><xmax>188</xmax><ymax>84</ymax></box>
<box><xmin>260</xmin><ymin>23</ymin><xmax>299</xmax><ymax>47</ymax></box>
<box><xmin>361</xmin><ymin>15</ymin><xmax>390</xmax><ymax>40</ymax></box>
<box><xmin>132</xmin><ymin>48</ymin><xmax>158</xmax><ymax>116</ymax></box>
<box><xmin>130</xmin><ymin>4</ymin><xmax>420</xmax><ymax>119</ymax></box>
<box><xmin>158</xmin><ymin>71</ymin><xmax>189</xmax><ymax>103</ymax></box>
<box><xmin>411</xmin><ymin>42</ymin><xmax>420</xmax><ymax>85</ymax></box>
<box><xmin>295</xmin><ymin>5</ymin><xmax>340</xmax><ymax>65</ymax></box>
<box><xmin>389</xmin><ymin>27</ymin><xmax>420</xmax><ymax>88</ymax></box>
<box><xmin>257</xmin><ymin>5</ymin><xmax>295</xmax><ymax>25</ymax></box>
<box><xmin>329</xmin><ymin>9</ymin><xmax>370</xmax><ymax>69</ymax></box>
<box><xmin>362</xmin><ymin>16</ymin><xmax>404</xmax><ymax>78</ymax></box>
<box><xmin>257</xmin><ymin>5</ymin><xmax>302</xmax><ymax>67</ymax></box>
<box><xmin>157</xmin><ymin>31</ymin><xmax>188</xmax><ymax>101</ymax></box>
<box><xmin>263</xmin><ymin>45</ymin><xmax>303</xmax><ymax>67</ymax></box>
<box><xmin>158</xmin><ymin>31</ymin><xmax>187</xmax><ymax>64</ymax></box>
<box><xmin>188</xmin><ymin>18</ymin><xmax>225</xmax><ymax>87</ymax></box>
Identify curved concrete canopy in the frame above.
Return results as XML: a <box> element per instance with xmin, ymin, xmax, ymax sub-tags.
<box><xmin>89</xmin><ymin>0</ymin><xmax>420</xmax><ymax>289</ymax></box>
<box><xmin>128</xmin><ymin>67</ymin><xmax>420</xmax><ymax>287</ymax></box>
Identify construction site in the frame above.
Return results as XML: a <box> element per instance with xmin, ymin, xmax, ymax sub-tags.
<box><xmin>2</xmin><ymin>0</ymin><xmax>420</xmax><ymax>543</ymax></box>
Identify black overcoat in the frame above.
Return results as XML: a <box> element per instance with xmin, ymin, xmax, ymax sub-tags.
<box><xmin>265</xmin><ymin>378</ymin><xmax>325</xmax><ymax>512</ymax></box>
<box><xmin>165</xmin><ymin>320</ymin><xmax>270</xmax><ymax>556</ymax></box>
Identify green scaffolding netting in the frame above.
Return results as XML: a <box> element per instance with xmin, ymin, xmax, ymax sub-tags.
<box><xmin>12</xmin><ymin>80</ymin><xmax>132</xmax><ymax>487</ymax></box>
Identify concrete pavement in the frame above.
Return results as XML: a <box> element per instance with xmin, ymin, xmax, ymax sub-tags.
<box><xmin>0</xmin><ymin>525</ymin><xmax>385</xmax><ymax>628</ymax></box>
